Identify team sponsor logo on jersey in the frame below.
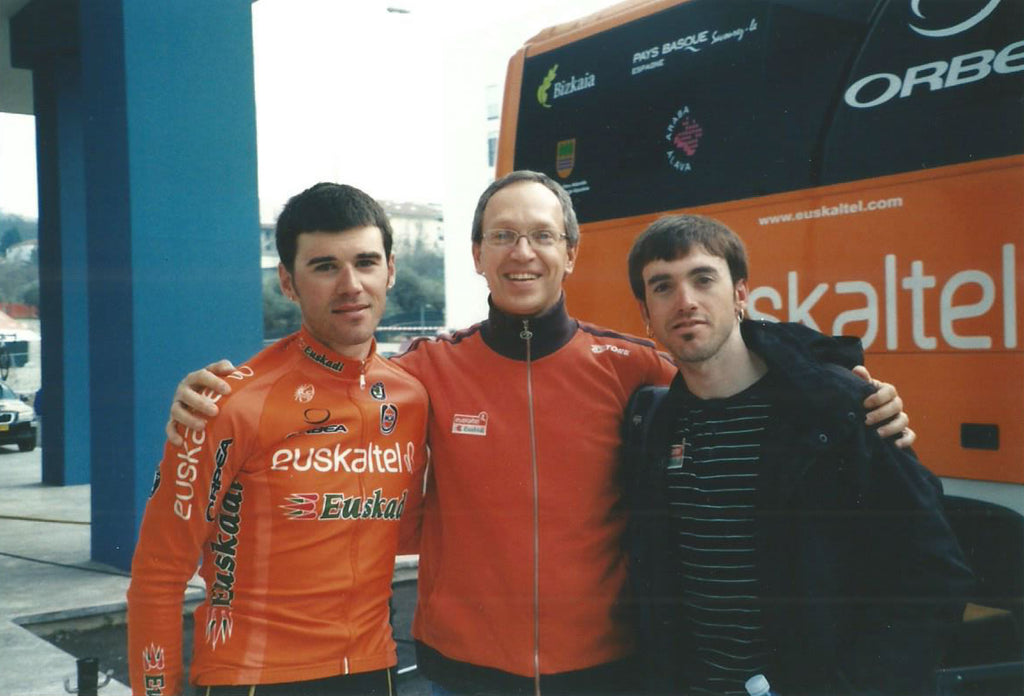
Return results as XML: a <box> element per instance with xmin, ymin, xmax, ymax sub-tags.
<box><xmin>142</xmin><ymin>643</ymin><xmax>165</xmax><ymax>670</ymax></box>
<box><xmin>205</xmin><ymin>439</ymin><xmax>233</xmax><ymax>522</ymax></box>
<box><xmin>303</xmin><ymin>344</ymin><xmax>345</xmax><ymax>372</ymax></box>
<box><xmin>591</xmin><ymin>344</ymin><xmax>631</xmax><ymax>356</ymax></box>
<box><xmin>294</xmin><ymin>384</ymin><xmax>315</xmax><ymax>403</ymax></box>
<box><xmin>452</xmin><ymin>411</ymin><xmax>488</xmax><ymax>436</ymax></box>
<box><xmin>380</xmin><ymin>403</ymin><xmax>398</xmax><ymax>435</ymax></box>
<box><xmin>303</xmin><ymin>408</ymin><xmax>331</xmax><ymax>424</ymax></box>
<box><xmin>206</xmin><ymin>606</ymin><xmax>233</xmax><ymax>651</ymax></box>
<box><xmin>143</xmin><ymin>675</ymin><xmax>165</xmax><ymax>696</ymax></box>
<box><xmin>142</xmin><ymin>644</ymin><xmax>165</xmax><ymax>694</ymax></box>
<box><xmin>281</xmin><ymin>489</ymin><xmax>409</xmax><ymax>521</ymax></box>
<box><xmin>281</xmin><ymin>493</ymin><xmax>319</xmax><ymax>519</ymax></box>
<box><xmin>173</xmin><ymin>427</ymin><xmax>206</xmax><ymax>521</ymax></box>
<box><xmin>665</xmin><ymin>106</ymin><xmax>703</xmax><ymax>173</ymax></box>
<box><xmin>370</xmin><ymin>381</ymin><xmax>386</xmax><ymax>400</ymax></box>
<box><xmin>556</xmin><ymin>139</ymin><xmax>576</xmax><ymax>179</ymax></box>
<box><xmin>207</xmin><ymin>480</ymin><xmax>242</xmax><ymax>649</ymax></box>
<box><xmin>271</xmin><ymin>441</ymin><xmax>417</xmax><ymax>474</ymax></box>
<box><xmin>305</xmin><ymin>422</ymin><xmax>349</xmax><ymax>436</ymax></box>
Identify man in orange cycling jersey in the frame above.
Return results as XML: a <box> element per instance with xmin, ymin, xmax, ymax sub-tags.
<box><xmin>127</xmin><ymin>183</ymin><xmax>429</xmax><ymax>696</ymax></box>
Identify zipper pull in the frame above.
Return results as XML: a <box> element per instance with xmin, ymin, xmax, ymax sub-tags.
<box><xmin>359</xmin><ymin>360</ymin><xmax>367</xmax><ymax>389</ymax></box>
<box><xmin>520</xmin><ymin>319</ymin><xmax>533</xmax><ymax>341</ymax></box>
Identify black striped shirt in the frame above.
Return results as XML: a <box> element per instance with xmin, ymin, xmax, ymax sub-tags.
<box><xmin>667</xmin><ymin>375</ymin><xmax>775</xmax><ymax>695</ymax></box>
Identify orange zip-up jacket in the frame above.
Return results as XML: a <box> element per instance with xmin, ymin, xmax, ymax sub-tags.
<box><xmin>393</xmin><ymin>297</ymin><xmax>675</xmax><ymax>680</ymax></box>
<box><xmin>127</xmin><ymin>328</ymin><xmax>428</xmax><ymax>696</ymax></box>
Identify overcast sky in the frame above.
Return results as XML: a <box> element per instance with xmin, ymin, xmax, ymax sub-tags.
<box><xmin>0</xmin><ymin>111</ymin><xmax>34</xmax><ymax>218</ymax></box>
<box><xmin>0</xmin><ymin>0</ymin><xmax>611</xmax><ymax>221</ymax></box>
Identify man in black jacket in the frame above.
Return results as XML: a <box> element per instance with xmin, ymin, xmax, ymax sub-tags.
<box><xmin>625</xmin><ymin>214</ymin><xmax>973</xmax><ymax>696</ymax></box>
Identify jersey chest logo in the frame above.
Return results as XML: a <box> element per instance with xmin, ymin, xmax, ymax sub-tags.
<box><xmin>380</xmin><ymin>403</ymin><xmax>398</xmax><ymax>435</ymax></box>
<box><xmin>294</xmin><ymin>384</ymin><xmax>315</xmax><ymax>403</ymax></box>
<box><xmin>452</xmin><ymin>411</ymin><xmax>488</xmax><ymax>436</ymax></box>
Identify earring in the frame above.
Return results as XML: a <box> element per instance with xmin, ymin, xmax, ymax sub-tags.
<box><xmin>737</xmin><ymin>306</ymin><xmax>746</xmax><ymax>322</ymax></box>
<box><xmin>645</xmin><ymin>323</ymin><xmax>653</xmax><ymax>338</ymax></box>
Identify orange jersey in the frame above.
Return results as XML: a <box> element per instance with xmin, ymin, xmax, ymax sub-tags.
<box><xmin>127</xmin><ymin>328</ymin><xmax>428</xmax><ymax>695</ymax></box>
<box><xmin>393</xmin><ymin>298</ymin><xmax>676</xmax><ymax>678</ymax></box>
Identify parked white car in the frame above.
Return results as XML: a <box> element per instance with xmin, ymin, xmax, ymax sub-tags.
<box><xmin>0</xmin><ymin>382</ymin><xmax>37</xmax><ymax>452</ymax></box>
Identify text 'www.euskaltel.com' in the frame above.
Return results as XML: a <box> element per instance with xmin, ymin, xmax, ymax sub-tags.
<box><xmin>757</xmin><ymin>196</ymin><xmax>905</xmax><ymax>226</ymax></box>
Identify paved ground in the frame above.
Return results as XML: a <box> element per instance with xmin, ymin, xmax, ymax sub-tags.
<box><xmin>0</xmin><ymin>445</ymin><xmax>427</xmax><ymax>696</ymax></box>
<box><xmin>0</xmin><ymin>445</ymin><xmax>134</xmax><ymax>696</ymax></box>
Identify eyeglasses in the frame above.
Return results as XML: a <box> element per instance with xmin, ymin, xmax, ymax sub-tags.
<box><xmin>481</xmin><ymin>229</ymin><xmax>568</xmax><ymax>247</ymax></box>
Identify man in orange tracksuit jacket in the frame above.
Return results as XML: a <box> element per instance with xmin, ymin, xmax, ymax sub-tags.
<box><xmin>166</xmin><ymin>171</ymin><xmax>910</xmax><ymax>696</ymax></box>
<box><xmin>128</xmin><ymin>183</ymin><xmax>428</xmax><ymax>696</ymax></box>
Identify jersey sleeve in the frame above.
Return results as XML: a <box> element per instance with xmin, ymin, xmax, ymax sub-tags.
<box><xmin>396</xmin><ymin>437</ymin><xmax>430</xmax><ymax>555</ymax></box>
<box><xmin>127</xmin><ymin>397</ymin><xmax>248</xmax><ymax>695</ymax></box>
<box><xmin>388</xmin><ymin>348</ymin><xmax>432</xmax><ymax>556</ymax></box>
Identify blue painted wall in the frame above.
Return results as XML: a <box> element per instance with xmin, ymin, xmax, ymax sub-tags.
<box><xmin>81</xmin><ymin>0</ymin><xmax>262</xmax><ymax>570</ymax></box>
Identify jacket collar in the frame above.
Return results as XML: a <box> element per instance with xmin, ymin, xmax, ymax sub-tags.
<box><xmin>739</xmin><ymin>320</ymin><xmax>866</xmax><ymax>417</ymax></box>
<box><xmin>740</xmin><ymin>320</ymin><xmax>872</xmax><ymax>505</ymax></box>
<box><xmin>480</xmin><ymin>293</ymin><xmax>578</xmax><ymax>361</ymax></box>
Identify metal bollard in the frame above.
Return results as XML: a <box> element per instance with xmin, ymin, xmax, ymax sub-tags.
<box><xmin>63</xmin><ymin>657</ymin><xmax>112</xmax><ymax>695</ymax></box>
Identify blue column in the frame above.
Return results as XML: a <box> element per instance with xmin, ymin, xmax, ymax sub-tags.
<box><xmin>78</xmin><ymin>0</ymin><xmax>261</xmax><ymax>570</ymax></box>
<box><xmin>53</xmin><ymin>55</ymin><xmax>91</xmax><ymax>486</ymax></box>
<box><xmin>11</xmin><ymin>0</ymin><xmax>91</xmax><ymax>486</ymax></box>
<box><xmin>38</xmin><ymin>55</ymin><xmax>91</xmax><ymax>486</ymax></box>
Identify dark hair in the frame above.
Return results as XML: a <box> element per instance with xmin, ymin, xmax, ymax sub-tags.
<box><xmin>470</xmin><ymin>170</ymin><xmax>580</xmax><ymax>247</ymax></box>
<box><xmin>275</xmin><ymin>182</ymin><xmax>393</xmax><ymax>272</ymax></box>
<box><xmin>627</xmin><ymin>214</ymin><xmax>749</xmax><ymax>300</ymax></box>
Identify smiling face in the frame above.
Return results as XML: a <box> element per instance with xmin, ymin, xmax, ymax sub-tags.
<box><xmin>472</xmin><ymin>181</ymin><xmax>578</xmax><ymax>317</ymax></box>
<box><xmin>639</xmin><ymin>245</ymin><xmax>748</xmax><ymax>365</ymax></box>
<box><xmin>278</xmin><ymin>226</ymin><xmax>394</xmax><ymax>360</ymax></box>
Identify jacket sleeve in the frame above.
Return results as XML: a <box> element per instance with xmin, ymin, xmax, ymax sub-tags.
<box><xmin>837</xmin><ymin>429</ymin><xmax>974</xmax><ymax>695</ymax></box>
<box><xmin>126</xmin><ymin>406</ymin><xmax>247</xmax><ymax>696</ymax></box>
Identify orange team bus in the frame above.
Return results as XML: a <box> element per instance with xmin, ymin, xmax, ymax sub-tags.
<box><xmin>497</xmin><ymin>1</ymin><xmax>1023</xmax><ymax>524</ymax></box>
